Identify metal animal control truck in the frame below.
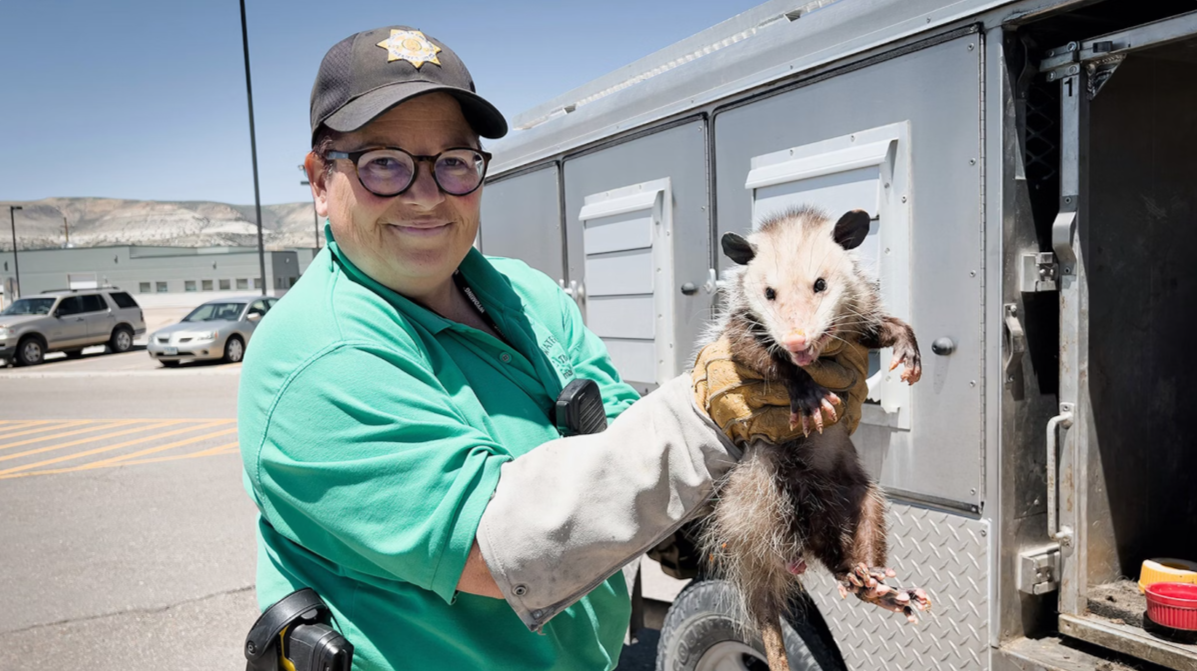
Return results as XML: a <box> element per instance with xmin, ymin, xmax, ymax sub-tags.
<box><xmin>479</xmin><ymin>1</ymin><xmax>1197</xmax><ymax>669</ymax></box>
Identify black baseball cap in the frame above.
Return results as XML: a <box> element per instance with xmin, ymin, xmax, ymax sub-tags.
<box><xmin>310</xmin><ymin>26</ymin><xmax>507</xmax><ymax>144</ymax></box>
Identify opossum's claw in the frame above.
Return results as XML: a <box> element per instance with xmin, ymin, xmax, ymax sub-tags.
<box><xmin>890</xmin><ymin>346</ymin><xmax>923</xmax><ymax>385</ymax></box>
<box><xmin>819</xmin><ymin>397</ymin><xmax>838</xmax><ymax>423</ymax></box>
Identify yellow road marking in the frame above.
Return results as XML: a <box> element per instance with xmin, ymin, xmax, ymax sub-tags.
<box><xmin>0</xmin><ymin>421</ymin><xmax>232</xmax><ymax>473</ymax></box>
<box><xmin>1</xmin><ymin>440</ymin><xmax>240</xmax><ymax>479</ymax></box>
<box><xmin>0</xmin><ymin>421</ymin><xmax>149</xmax><ymax>452</ymax></box>
<box><xmin>0</xmin><ymin>420</ymin><xmax>231</xmax><ymax>473</ymax></box>
<box><xmin>0</xmin><ymin>420</ymin><xmax>46</xmax><ymax>428</ymax></box>
<box><xmin>124</xmin><ymin>441</ymin><xmax>240</xmax><ymax>465</ymax></box>
<box><xmin>81</xmin><ymin>427</ymin><xmax>239</xmax><ymax>468</ymax></box>
<box><xmin>0</xmin><ymin>420</ymin><xmax>114</xmax><ymax>445</ymax></box>
<box><xmin>0</xmin><ymin>421</ymin><xmax>178</xmax><ymax>462</ymax></box>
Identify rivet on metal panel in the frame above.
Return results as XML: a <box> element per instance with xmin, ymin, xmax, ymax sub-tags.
<box><xmin>1067</xmin><ymin>41</ymin><xmax>1078</xmax><ymax>52</ymax></box>
<box><xmin>969</xmin><ymin>380</ymin><xmax>976</xmax><ymax>387</ymax></box>
<box><xmin>901</xmin><ymin>196</ymin><xmax>907</xmax><ymax>203</ymax></box>
<box><xmin>849</xmin><ymin>135</ymin><xmax>855</xmax><ymax>142</ymax></box>
<box><xmin>980</xmin><ymin>529</ymin><xmax>987</xmax><ymax>536</ymax></box>
<box><xmin>970</xmin><ymin>270</ymin><xmax>976</xmax><ymax>277</ymax></box>
<box><xmin>969</xmin><ymin>158</ymin><xmax>976</xmax><ymax>165</ymax></box>
<box><xmin>970</xmin><ymin>488</ymin><xmax>977</xmax><ymax>495</ymax></box>
<box><xmin>1068</xmin><ymin>65</ymin><xmax>1079</xmax><ymax>74</ymax></box>
<box><xmin>968</xmin><ymin>43</ymin><xmax>975</xmax><ymax>51</ymax></box>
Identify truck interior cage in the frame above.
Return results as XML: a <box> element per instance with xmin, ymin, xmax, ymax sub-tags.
<box><xmin>1023</xmin><ymin>7</ymin><xmax>1197</xmax><ymax>669</ymax></box>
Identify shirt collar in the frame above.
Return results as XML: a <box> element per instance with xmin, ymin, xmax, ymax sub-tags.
<box><xmin>323</xmin><ymin>223</ymin><xmax>522</xmax><ymax>335</ymax></box>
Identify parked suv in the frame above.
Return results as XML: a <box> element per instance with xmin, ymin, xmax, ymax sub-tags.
<box><xmin>0</xmin><ymin>289</ymin><xmax>147</xmax><ymax>366</ymax></box>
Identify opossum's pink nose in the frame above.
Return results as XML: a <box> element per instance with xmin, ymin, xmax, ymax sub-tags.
<box><xmin>782</xmin><ymin>330</ymin><xmax>808</xmax><ymax>352</ymax></box>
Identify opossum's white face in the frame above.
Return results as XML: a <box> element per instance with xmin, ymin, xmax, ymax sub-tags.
<box><xmin>724</xmin><ymin>209</ymin><xmax>871</xmax><ymax>368</ymax></box>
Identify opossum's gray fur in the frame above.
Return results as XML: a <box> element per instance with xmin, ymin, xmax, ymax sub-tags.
<box><xmin>699</xmin><ymin>205</ymin><xmax>889</xmax><ymax>635</ymax></box>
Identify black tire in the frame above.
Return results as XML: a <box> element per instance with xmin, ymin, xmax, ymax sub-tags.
<box><xmin>16</xmin><ymin>336</ymin><xmax>46</xmax><ymax>366</ymax></box>
<box><xmin>159</xmin><ymin>360</ymin><xmax>180</xmax><ymax>368</ymax></box>
<box><xmin>223</xmin><ymin>335</ymin><xmax>245</xmax><ymax>364</ymax></box>
<box><xmin>656</xmin><ymin>579</ymin><xmax>844</xmax><ymax>671</ymax></box>
<box><xmin>64</xmin><ymin>349</ymin><xmax>85</xmax><ymax>359</ymax></box>
<box><xmin>108</xmin><ymin>326</ymin><xmax>134</xmax><ymax>354</ymax></box>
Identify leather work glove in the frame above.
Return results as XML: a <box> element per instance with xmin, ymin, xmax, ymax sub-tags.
<box><xmin>692</xmin><ymin>335</ymin><xmax>871</xmax><ymax>444</ymax></box>
<box><xmin>478</xmin><ymin>375</ymin><xmax>741</xmax><ymax>632</ymax></box>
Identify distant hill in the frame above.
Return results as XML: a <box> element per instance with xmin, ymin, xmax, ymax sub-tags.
<box><xmin>0</xmin><ymin>197</ymin><xmax>323</xmax><ymax>251</ymax></box>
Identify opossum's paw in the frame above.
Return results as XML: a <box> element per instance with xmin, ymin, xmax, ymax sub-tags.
<box><xmin>889</xmin><ymin>343</ymin><xmax>922</xmax><ymax>385</ymax></box>
<box><xmin>838</xmin><ymin>564</ymin><xmax>932</xmax><ymax>623</ymax></box>
<box><xmin>788</xmin><ymin>385</ymin><xmax>840</xmax><ymax>436</ymax></box>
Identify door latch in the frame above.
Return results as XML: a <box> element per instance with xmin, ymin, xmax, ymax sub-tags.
<box><xmin>1018</xmin><ymin>545</ymin><xmax>1062</xmax><ymax>594</ymax></box>
<box><xmin>1020</xmin><ymin>252</ymin><xmax>1058</xmax><ymax>292</ymax></box>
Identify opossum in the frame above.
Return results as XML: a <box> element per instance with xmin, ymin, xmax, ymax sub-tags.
<box><xmin>703</xmin><ymin>206</ymin><xmax>931</xmax><ymax>671</ymax></box>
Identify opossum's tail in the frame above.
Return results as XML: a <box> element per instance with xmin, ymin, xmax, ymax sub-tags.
<box><xmin>702</xmin><ymin>445</ymin><xmax>801</xmax><ymax>670</ymax></box>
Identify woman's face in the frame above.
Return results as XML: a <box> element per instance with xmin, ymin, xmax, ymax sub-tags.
<box><xmin>310</xmin><ymin>93</ymin><xmax>482</xmax><ymax>298</ymax></box>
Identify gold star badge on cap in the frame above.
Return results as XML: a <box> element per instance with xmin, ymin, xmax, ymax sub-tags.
<box><xmin>377</xmin><ymin>29</ymin><xmax>442</xmax><ymax>68</ymax></box>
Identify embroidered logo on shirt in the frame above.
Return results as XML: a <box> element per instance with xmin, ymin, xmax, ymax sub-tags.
<box><xmin>376</xmin><ymin>29</ymin><xmax>442</xmax><ymax>68</ymax></box>
<box><xmin>539</xmin><ymin>334</ymin><xmax>575</xmax><ymax>381</ymax></box>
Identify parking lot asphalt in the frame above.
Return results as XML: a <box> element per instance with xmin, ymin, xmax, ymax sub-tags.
<box><xmin>0</xmin><ymin>349</ymin><xmax>664</xmax><ymax>670</ymax></box>
<box><xmin>0</xmin><ymin>351</ymin><xmax>255</xmax><ymax>671</ymax></box>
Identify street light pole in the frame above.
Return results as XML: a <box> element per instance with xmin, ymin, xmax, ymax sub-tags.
<box><xmin>240</xmin><ymin>0</ymin><xmax>268</xmax><ymax>297</ymax></box>
<box><xmin>8</xmin><ymin>205</ymin><xmax>22</xmax><ymax>299</ymax></box>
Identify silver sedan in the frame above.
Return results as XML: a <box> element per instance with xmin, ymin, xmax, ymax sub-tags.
<box><xmin>147</xmin><ymin>296</ymin><xmax>277</xmax><ymax>367</ymax></box>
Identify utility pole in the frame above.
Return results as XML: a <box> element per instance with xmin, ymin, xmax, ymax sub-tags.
<box><xmin>63</xmin><ymin>215</ymin><xmax>70</xmax><ymax>247</ymax></box>
<box><xmin>240</xmin><ymin>0</ymin><xmax>267</xmax><ymax>296</ymax></box>
<box><xmin>8</xmin><ymin>205</ymin><xmax>23</xmax><ymax>299</ymax></box>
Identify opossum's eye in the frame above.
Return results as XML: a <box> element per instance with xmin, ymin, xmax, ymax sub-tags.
<box><xmin>765</xmin><ymin>287</ymin><xmax>776</xmax><ymax>300</ymax></box>
<box><xmin>814</xmin><ymin>278</ymin><xmax>827</xmax><ymax>293</ymax></box>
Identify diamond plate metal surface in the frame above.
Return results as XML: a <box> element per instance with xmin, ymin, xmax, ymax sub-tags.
<box><xmin>802</xmin><ymin>502</ymin><xmax>990</xmax><ymax>670</ymax></box>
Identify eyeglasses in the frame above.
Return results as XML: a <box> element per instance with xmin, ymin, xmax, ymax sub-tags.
<box><xmin>324</xmin><ymin>146</ymin><xmax>492</xmax><ymax>198</ymax></box>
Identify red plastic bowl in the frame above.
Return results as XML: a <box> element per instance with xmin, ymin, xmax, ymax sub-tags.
<box><xmin>1145</xmin><ymin>582</ymin><xmax>1197</xmax><ymax>631</ymax></box>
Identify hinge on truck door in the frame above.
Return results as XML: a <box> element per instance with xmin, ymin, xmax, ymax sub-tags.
<box><xmin>1018</xmin><ymin>545</ymin><xmax>1062</xmax><ymax>595</ymax></box>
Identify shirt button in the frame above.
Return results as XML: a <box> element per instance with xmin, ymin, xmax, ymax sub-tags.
<box><xmin>499</xmin><ymin>352</ymin><xmax>512</xmax><ymax>363</ymax></box>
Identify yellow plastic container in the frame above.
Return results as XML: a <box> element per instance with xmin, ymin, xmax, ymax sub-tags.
<box><xmin>1139</xmin><ymin>558</ymin><xmax>1197</xmax><ymax>593</ymax></box>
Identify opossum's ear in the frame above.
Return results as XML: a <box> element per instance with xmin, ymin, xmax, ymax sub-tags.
<box><xmin>833</xmin><ymin>210</ymin><xmax>870</xmax><ymax>250</ymax></box>
<box><xmin>721</xmin><ymin>232</ymin><xmax>756</xmax><ymax>265</ymax></box>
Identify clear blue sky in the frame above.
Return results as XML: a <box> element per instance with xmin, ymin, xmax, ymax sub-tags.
<box><xmin>0</xmin><ymin>0</ymin><xmax>763</xmax><ymax>206</ymax></box>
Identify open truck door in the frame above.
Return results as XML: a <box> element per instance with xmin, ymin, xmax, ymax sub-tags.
<box><xmin>1029</xmin><ymin>12</ymin><xmax>1197</xmax><ymax>669</ymax></box>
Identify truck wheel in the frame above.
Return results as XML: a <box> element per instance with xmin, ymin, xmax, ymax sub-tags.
<box><xmin>656</xmin><ymin>579</ymin><xmax>844</xmax><ymax>671</ymax></box>
<box><xmin>223</xmin><ymin>335</ymin><xmax>245</xmax><ymax>363</ymax></box>
<box><xmin>108</xmin><ymin>326</ymin><xmax>134</xmax><ymax>354</ymax></box>
<box><xmin>16</xmin><ymin>336</ymin><xmax>46</xmax><ymax>366</ymax></box>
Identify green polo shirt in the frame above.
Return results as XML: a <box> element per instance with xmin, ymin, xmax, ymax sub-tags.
<box><xmin>239</xmin><ymin>231</ymin><xmax>640</xmax><ymax>671</ymax></box>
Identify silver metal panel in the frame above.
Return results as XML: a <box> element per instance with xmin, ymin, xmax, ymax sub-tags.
<box><xmin>602</xmin><ymin>339</ymin><xmax>656</xmax><ymax>385</ymax></box>
<box><xmin>804</xmin><ymin>503</ymin><xmax>991</xmax><ymax>671</ymax></box>
<box><xmin>582</xmin><ymin>211</ymin><xmax>654</xmax><ymax>255</ymax></box>
<box><xmin>585</xmin><ymin>250</ymin><xmax>654</xmax><ymax>297</ymax></box>
<box><xmin>563</xmin><ymin>122</ymin><xmax>710</xmax><ymax>393</ymax></box>
<box><xmin>714</xmin><ymin>37</ymin><xmax>984</xmax><ymax>506</ymax></box>
<box><xmin>491</xmin><ymin>0</ymin><xmax>1038</xmax><ymax>174</ymax></box>
<box><xmin>587</xmin><ymin>296</ymin><xmax>654</xmax><ymax>340</ymax></box>
<box><xmin>479</xmin><ymin>166</ymin><xmax>563</xmax><ymax>282</ymax></box>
